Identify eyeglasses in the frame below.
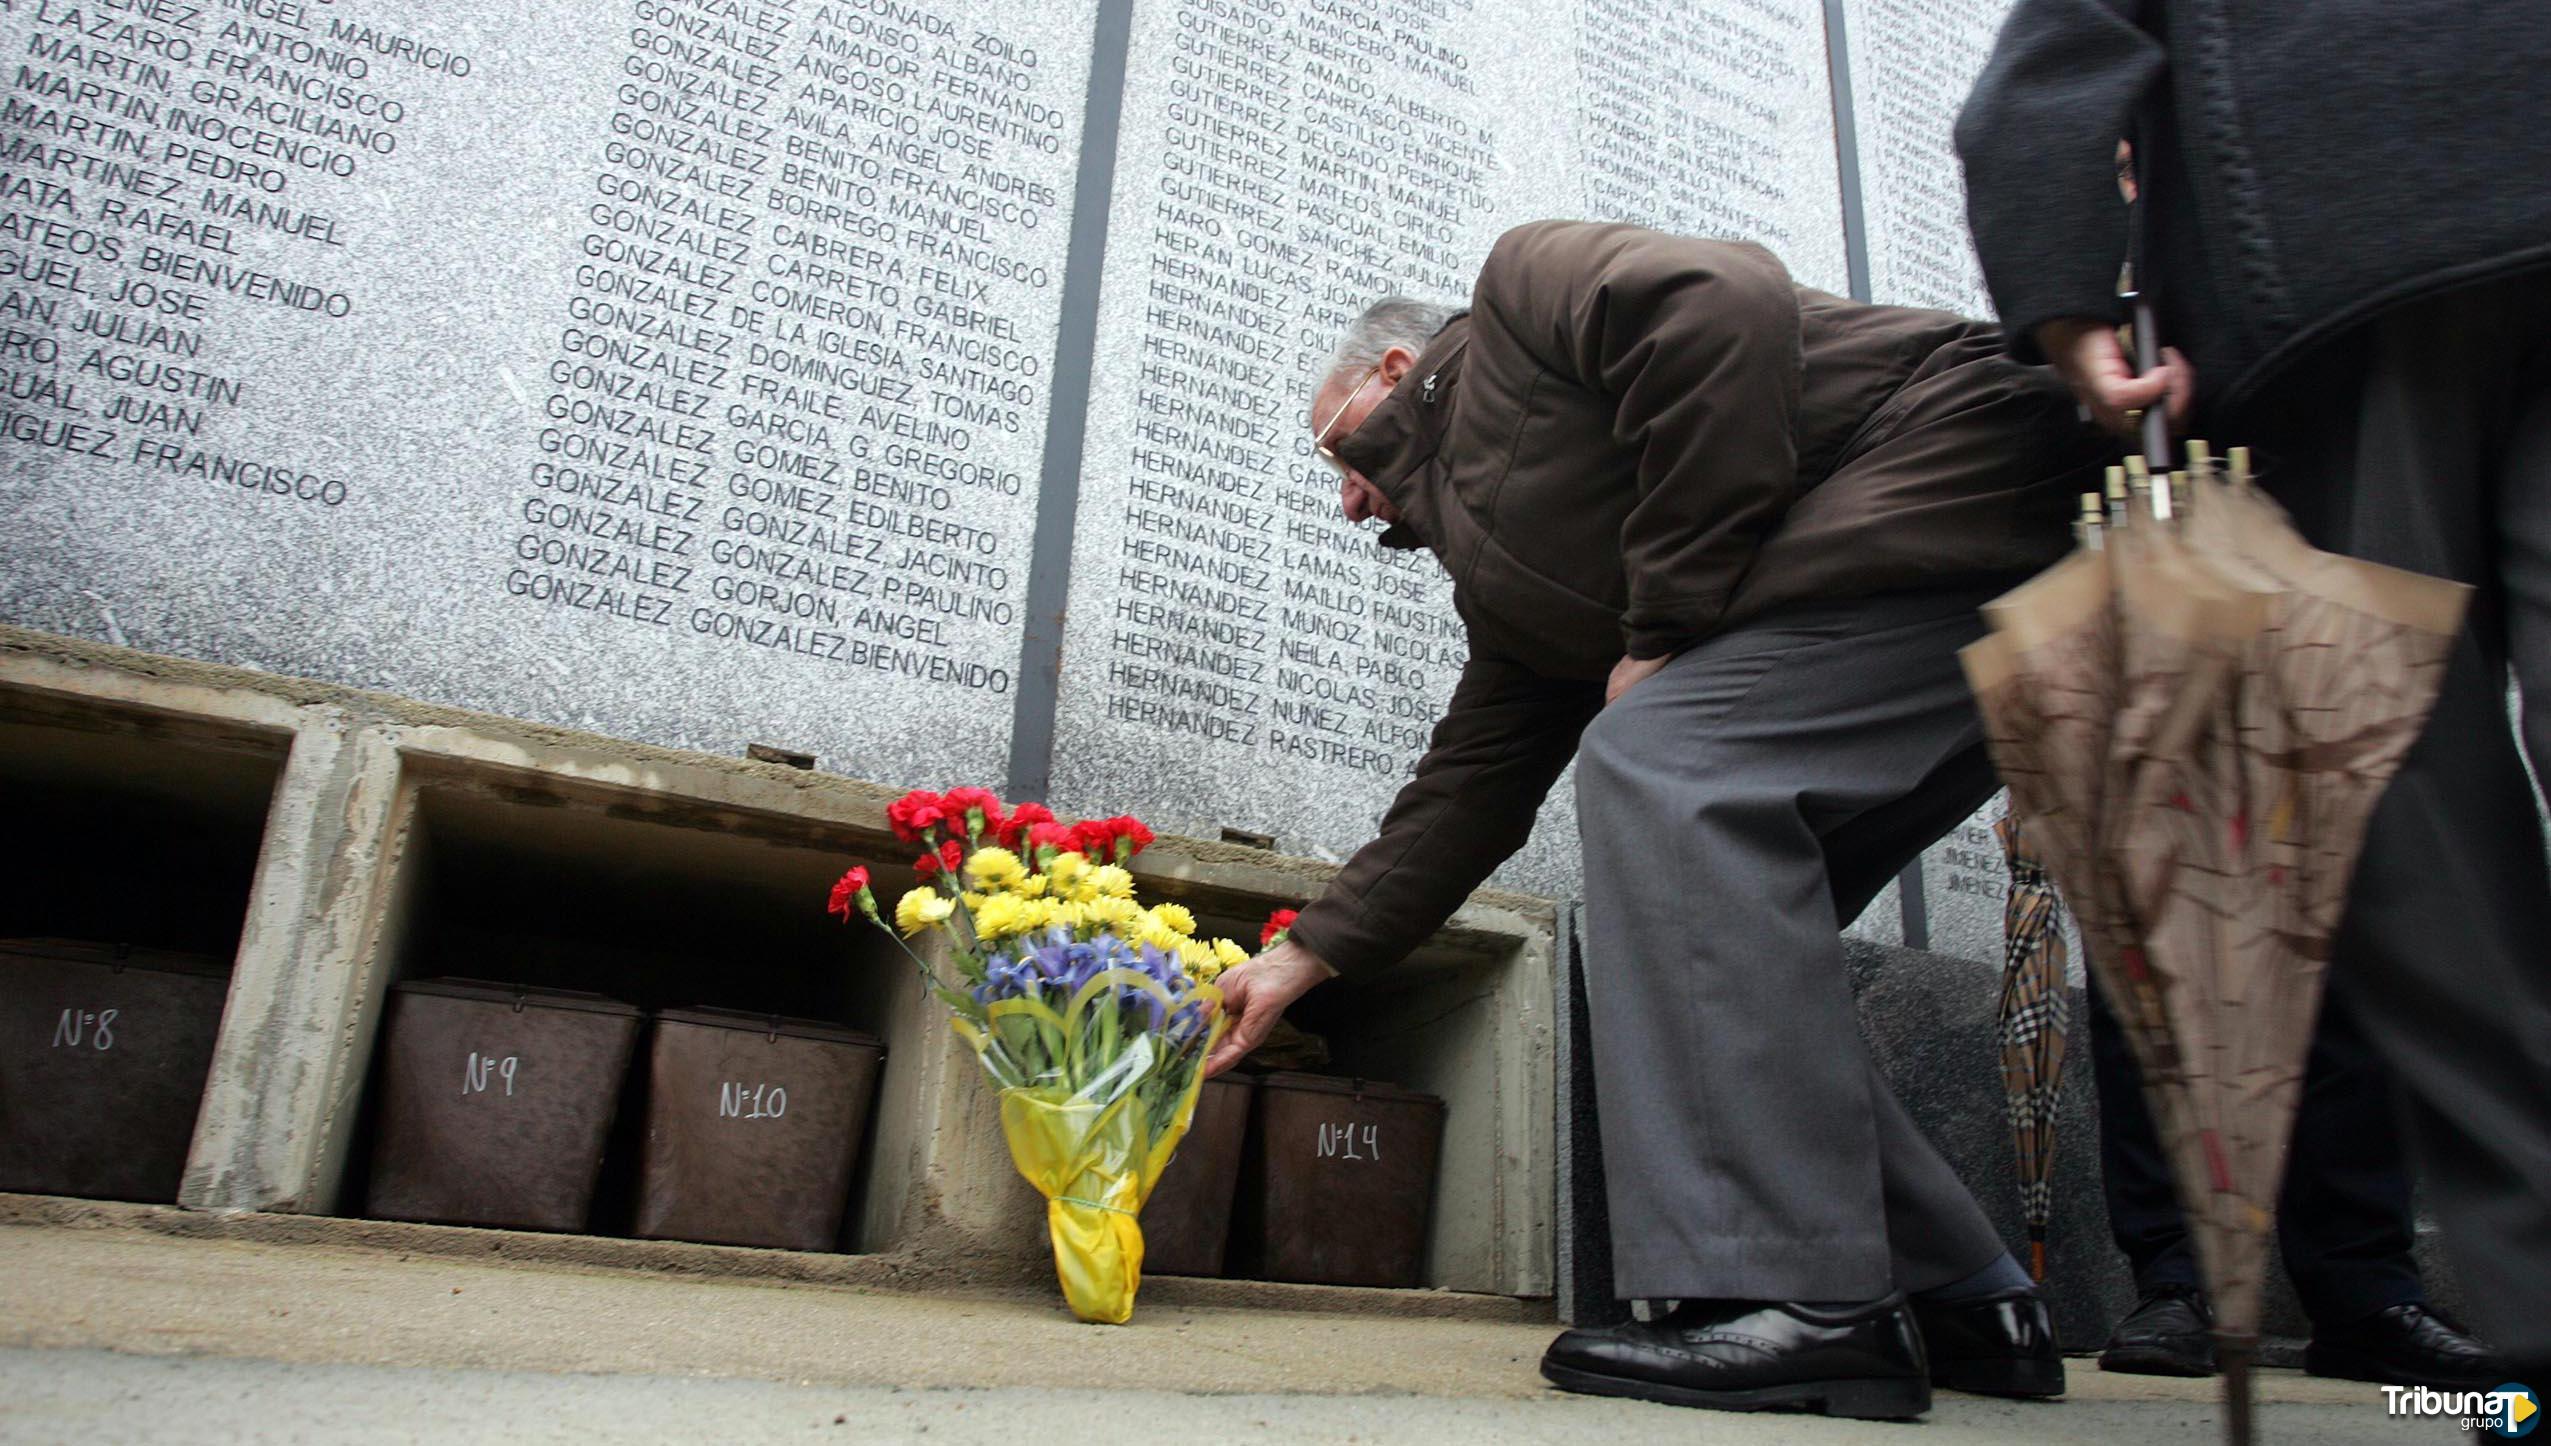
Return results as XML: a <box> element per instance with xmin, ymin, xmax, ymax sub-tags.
<box><xmin>1313</xmin><ymin>364</ymin><xmax>1385</xmax><ymax>469</ymax></box>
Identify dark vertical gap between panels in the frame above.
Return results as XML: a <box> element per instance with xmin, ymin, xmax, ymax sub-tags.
<box><xmin>1822</xmin><ymin>0</ymin><xmax>1927</xmax><ymax>941</ymax></box>
<box><xmin>1822</xmin><ymin>0</ymin><xmax>1874</xmax><ymax>306</ymax></box>
<box><xmin>1007</xmin><ymin>0</ymin><xmax>1137</xmax><ymax>803</ymax></box>
<box><xmin>1898</xmin><ymin>856</ymin><xmax>1932</xmax><ymax>952</ymax></box>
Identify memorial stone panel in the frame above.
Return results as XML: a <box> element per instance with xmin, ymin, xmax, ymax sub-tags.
<box><xmin>1842</xmin><ymin>0</ymin><xmax>2008</xmax><ymax>318</ymax></box>
<box><xmin>1834</xmin><ymin>0</ymin><xmax>2081</xmax><ymax>966</ymax></box>
<box><xmin>1050</xmin><ymin>0</ymin><xmax>1847</xmax><ymax>898</ymax></box>
<box><xmin>0</xmin><ymin>0</ymin><xmax>1093</xmax><ymax>782</ymax></box>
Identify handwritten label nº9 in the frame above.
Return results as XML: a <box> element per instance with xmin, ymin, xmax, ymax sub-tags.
<box><xmin>463</xmin><ymin>1051</ymin><xmax>519</xmax><ymax>1097</ymax></box>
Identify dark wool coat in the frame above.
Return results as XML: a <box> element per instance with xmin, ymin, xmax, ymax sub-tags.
<box><xmin>1286</xmin><ymin>221</ymin><xmax>2106</xmax><ymax>977</ymax></box>
<box><xmin>1957</xmin><ymin>0</ymin><xmax>2551</xmax><ymax>413</ymax></box>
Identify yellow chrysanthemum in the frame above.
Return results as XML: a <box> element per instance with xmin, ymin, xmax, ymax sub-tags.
<box><xmin>964</xmin><ymin>846</ymin><xmax>1028</xmax><ymax>893</ymax></box>
<box><xmin>1045</xmin><ymin>899</ymin><xmax>1090</xmax><ymax>933</ymax></box>
<box><xmin>1148</xmin><ymin>903</ymin><xmax>1197</xmax><ymax>938</ymax></box>
<box><xmin>1086</xmin><ymin>896</ymin><xmax>1144</xmax><ymax>933</ymax></box>
<box><xmin>1044</xmin><ymin>851</ymin><xmax>1092</xmax><ymax>893</ymax></box>
<box><xmin>1178</xmin><ymin>939</ymin><xmax>1219</xmax><ymax>981</ymax></box>
<box><xmin>1016</xmin><ymin>898</ymin><xmax>1060</xmax><ymax>934</ymax></box>
<box><xmin>895</xmin><ymin>887</ymin><xmax>955</xmax><ymax>936</ymax></box>
<box><xmin>1090</xmin><ymin>864</ymin><xmax>1136</xmax><ymax>900</ymax></box>
<box><xmin>1012</xmin><ymin>873</ymin><xmax>1050</xmax><ymax>899</ymax></box>
<box><xmin>972</xmin><ymin>892</ymin><xmax>1029</xmax><ymax>940</ymax></box>
<box><xmin>1212</xmin><ymin>938</ymin><xmax>1249</xmax><ymax>972</ymax></box>
<box><xmin>960</xmin><ymin>891</ymin><xmax>987</xmax><ymax>911</ymax></box>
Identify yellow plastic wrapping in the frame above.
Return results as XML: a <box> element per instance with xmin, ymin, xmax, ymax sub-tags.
<box><xmin>958</xmin><ymin>967</ymin><xmax>1225</xmax><ymax>1324</ymax></box>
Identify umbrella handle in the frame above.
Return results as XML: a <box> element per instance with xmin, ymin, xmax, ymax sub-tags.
<box><xmin>2127</xmin><ymin>291</ymin><xmax>2174</xmax><ymax>470</ymax></box>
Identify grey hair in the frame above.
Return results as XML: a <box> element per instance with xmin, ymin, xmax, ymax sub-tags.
<box><xmin>1318</xmin><ymin>296</ymin><xmax>1460</xmax><ymax>401</ymax></box>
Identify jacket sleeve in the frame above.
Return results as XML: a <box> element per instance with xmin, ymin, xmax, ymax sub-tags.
<box><xmin>1285</xmin><ymin>649</ymin><xmax>1600</xmax><ymax>978</ymax></box>
<box><xmin>1954</xmin><ymin>0</ymin><xmax>2162</xmax><ymax>363</ymax></box>
<box><xmin>1472</xmin><ymin>220</ymin><xmax>1803</xmax><ymax>661</ymax></box>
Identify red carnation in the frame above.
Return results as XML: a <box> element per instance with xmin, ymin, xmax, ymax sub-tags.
<box><xmin>942</xmin><ymin>786</ymin><xmax>1005</xmax><ymax>837</ymax></box>
<box><xmin>914</xmin><ymin>840</ymin><xmax>963</xmax><ymax>878</ymax></box>
<box><xmin>1106</xmin><ymin>816</ymin><xmax>1156</xmax><ymax>862</ymax></box>
<box><xmin>1260</xmin><ymin>908</ymin><xmax>1299</xmax><ymax>949</ymax></box>
<box><xmin>827</xmin><ymin>866</ymin><xmax>872</xmax><ymax>920</ymax></box>
<box><xmin>886</xmin><ymin>791</ymin><xmax>947</xmax><ymax>843</ymax></box>
<box><xmin>999</xmin><ymin>801</ymin><xmax>1056</xmax><ymax>850</ymax></box>
<box><xmin>1025</xmin><ymin>821</ymin><xmax>1079</xmax><ymax>857</ymax></box>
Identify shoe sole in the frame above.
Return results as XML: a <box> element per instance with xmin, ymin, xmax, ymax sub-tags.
<box><xmin>2303</xmin><ymin>1344</ymin><xmax>2503</xmax><ymax>1390</ymax></box>
<box><xmin>1934</xmin><ymin>1357</ymin><xmax>2067</xmax><ymax>1398</ymax></box>
<box><xmin>1541</xmin><ymin>1360</ymin><xmax>1931</xmax><ymax>1420</ymax></box>
<box><xmin>2098</xmin><ymin>1344</ymin><xmax>2216</xmax><ymax>1379</ymax></box>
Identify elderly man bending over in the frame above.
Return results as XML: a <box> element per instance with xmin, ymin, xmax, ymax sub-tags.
<box><xmin>1205</xmin><ymin>220</ymin><xmax>2106</xmax><ymax>1420</ymax></box>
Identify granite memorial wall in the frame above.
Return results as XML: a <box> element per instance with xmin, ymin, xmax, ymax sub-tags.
<box><xmin>1</xmin><ymin>0</ymin><xmax>2042</xmax><ymax>948</ymax></box>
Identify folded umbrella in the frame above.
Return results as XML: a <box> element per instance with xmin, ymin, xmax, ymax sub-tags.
<box><xmin>1968</xmin><ymin>447</ymin><xmax>2468</xmax><ymax>1446</ymax></box>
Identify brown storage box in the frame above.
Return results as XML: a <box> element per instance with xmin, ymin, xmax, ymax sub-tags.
<box><xmin>0</xmin><ymin>940</ymin><xmax>230</xmax><ymax>1201</ymax></box>
<box><xmin>631</xmin><ymin>1007</ymin><xmax>885</xmax><ymax>1252</ymax></box>
<box><xmin>1141</xmin><ymin>1074</ymin><xmax>1254</xmax><ymax>1277</ymax></box>
<box><xmin>366</xmin><ymin>979</ymin><xmax>640</xmax><ymax>1232</ymax></box>
<box><xmin>1243</xmin><ymin>1072</ymin><xmax>1446</xmax><ymax>1288</ymax></box>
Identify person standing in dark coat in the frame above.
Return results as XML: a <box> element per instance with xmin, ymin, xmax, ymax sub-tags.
<box><xmin>1956</xmin><ymin>0</ymin><xmax>2551</xmax><ymax>1385</ymax></box>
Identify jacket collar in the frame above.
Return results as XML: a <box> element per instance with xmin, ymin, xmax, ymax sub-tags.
<box><xmin>1332</xmin><ymin>315</ymin><xmax>1469</xmax><ymax>552</ymax></box>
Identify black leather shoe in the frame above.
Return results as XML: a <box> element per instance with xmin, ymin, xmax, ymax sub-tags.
<box><xmin>1540</xmin><ymin>1295</ymin><xmax>1932</xmax><ymax>1419</ymax></box>
<box><xmin>1912</xmin><ymin>1288</ymin><xmax>2067</xmax><ymax>1397</ymax></box>
<box><xmin>2099</xmin><ymin>1285</ymin><xmax>2218</xmax><ymax>1377</ymax></box>
<box><xmin>2305</xmin><ymin>1304</ymin><xmax>2510</xmax><ymax>1388</ymax></box>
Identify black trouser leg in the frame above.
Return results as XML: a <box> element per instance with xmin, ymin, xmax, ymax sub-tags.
<box><xmin>2231</xmin><ymin>275</ymin><xmax>2551</xmax><ymax>1369</ymax></box>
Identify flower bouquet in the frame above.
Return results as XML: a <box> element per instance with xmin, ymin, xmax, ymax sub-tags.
<box><xmin>828</xmin><ymin>788</ymin><xmax>1247</xmax><ymax>1323</ymax></box>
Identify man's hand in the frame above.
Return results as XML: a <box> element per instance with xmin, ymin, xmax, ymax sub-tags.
<box><xmin>2034</xmin><ymin>317</ymin><xmax>2195</xmax><ymax>438</ymax></box>
<box><xmin>1203</xmin><ymin>939</ymin><xmax>1335</xmax><ymax>1078</ymax></box>
<box><xmin>1607</xmin><ymin>653</ymin><xmax>1669</xmax><ymax>707</ymax></box>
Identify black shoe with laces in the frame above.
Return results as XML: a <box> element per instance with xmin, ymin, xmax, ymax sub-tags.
<box><xmin>2098</xmin><ymin>1284</ymin><xmax>2218</xmax><ymax>1378</ymax></box>
<box><xmin>1912</xmin><ymin>1287</ymin><xmax>2067</xmax><ymax>1397</ymax></box>
<box><xmin>1541</xmin><ymin>1295</ymin><xmax>1933</xmax><ymax>1419</ymax></box>
<box><xmin>2305</xmin><ymin>1303</ymin><xmax>2510</xmax><ymax>1389</ymax></box>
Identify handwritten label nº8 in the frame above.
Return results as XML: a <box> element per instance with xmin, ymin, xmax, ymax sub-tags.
<box><xmin>52</xmin><ymin>1008</ymin><xmax>118</xmax><ymax>1051</ymax></box>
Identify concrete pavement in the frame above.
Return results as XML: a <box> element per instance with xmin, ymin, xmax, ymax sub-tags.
<box><xmin>0</xmin><ymin>1220</ymin><xmax>2412</xmax><ymax>1443</ymax></box>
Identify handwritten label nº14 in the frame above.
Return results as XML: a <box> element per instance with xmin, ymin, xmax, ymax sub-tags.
<box><xmin>1316</xmin><ymin>1120</ymin><xmax>1381</xmax><ymax>1162</ymax></box>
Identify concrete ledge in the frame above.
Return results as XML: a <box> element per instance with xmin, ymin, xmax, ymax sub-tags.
<box><xmin>0</xmin><ymin>624</ymin><xmax>1559</xmax><ymax>1300</ymax></box>
<box><xmin>0</xmin><ymin>1195</ymin><xmax>1545</xmax><ymax>1324</ymax></box>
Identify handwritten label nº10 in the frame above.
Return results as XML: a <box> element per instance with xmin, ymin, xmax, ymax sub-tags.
<box><xmin>52</xmin><ymin>1008</ymin><xmax>118</xmax><ymax>1051</ymax></box>
<box><xmin>719</xmin><ymin>1081</ymin><xmax>788</xmax><ymax>1120</ymax></box>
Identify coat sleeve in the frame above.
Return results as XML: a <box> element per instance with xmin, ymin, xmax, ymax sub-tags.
<box><xmin>1954</xmin><ymin>0</ymin><xmax>2163</xmax><ymax>363</ymax></box>
<box><xmin>1471</xmin><ymin>221</ymin><xmax>1803</xmax><ymax>661</ymax></box>
<box><xmin>1285</xmin><ymin>649</ymin><xmax>1600</xmax><ymax>978</ymax></box>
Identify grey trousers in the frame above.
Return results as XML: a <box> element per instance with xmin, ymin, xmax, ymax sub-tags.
<box><xmin>2240</xmin><ymin>273</ymin><xmax>2551</xmax><ymax>1370</ymax></box>
<box><xmin>1574</xmin><ymin>586</ymin><xmax>2012</xmax><ymax>1302</ymax></box>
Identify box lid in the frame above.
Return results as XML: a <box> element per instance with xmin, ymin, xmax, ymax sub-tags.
<box><xmin>656</xmin><ymin>1005</ymin><xmax>880</xmax><ymax>1047</ymax></box>
<box><xmin>0</xmin><ymin>938</ymin><xmax>231</xmax><ymax>980</ymax></box>
<box><xmin>1252</xmin><ymin>1070</ymin><xmax>1442</xmax><ymax>1108</ymax></box>
<box><xmin>392</xmin><ymin>977</ymin><xmax>640</xmax><ymax>1017</ymax></box>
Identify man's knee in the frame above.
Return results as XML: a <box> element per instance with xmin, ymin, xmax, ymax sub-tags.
<box><xmin>1575</xmin><ymin>697</ymin><xmax>1692</xmax><ymax>813</ymax></box>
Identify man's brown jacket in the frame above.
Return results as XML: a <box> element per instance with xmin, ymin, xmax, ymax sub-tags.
<box><xmin>1286</xmin><ymin>220</ymin><xmax>2106</xmax><ymax>977</ymax></box>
